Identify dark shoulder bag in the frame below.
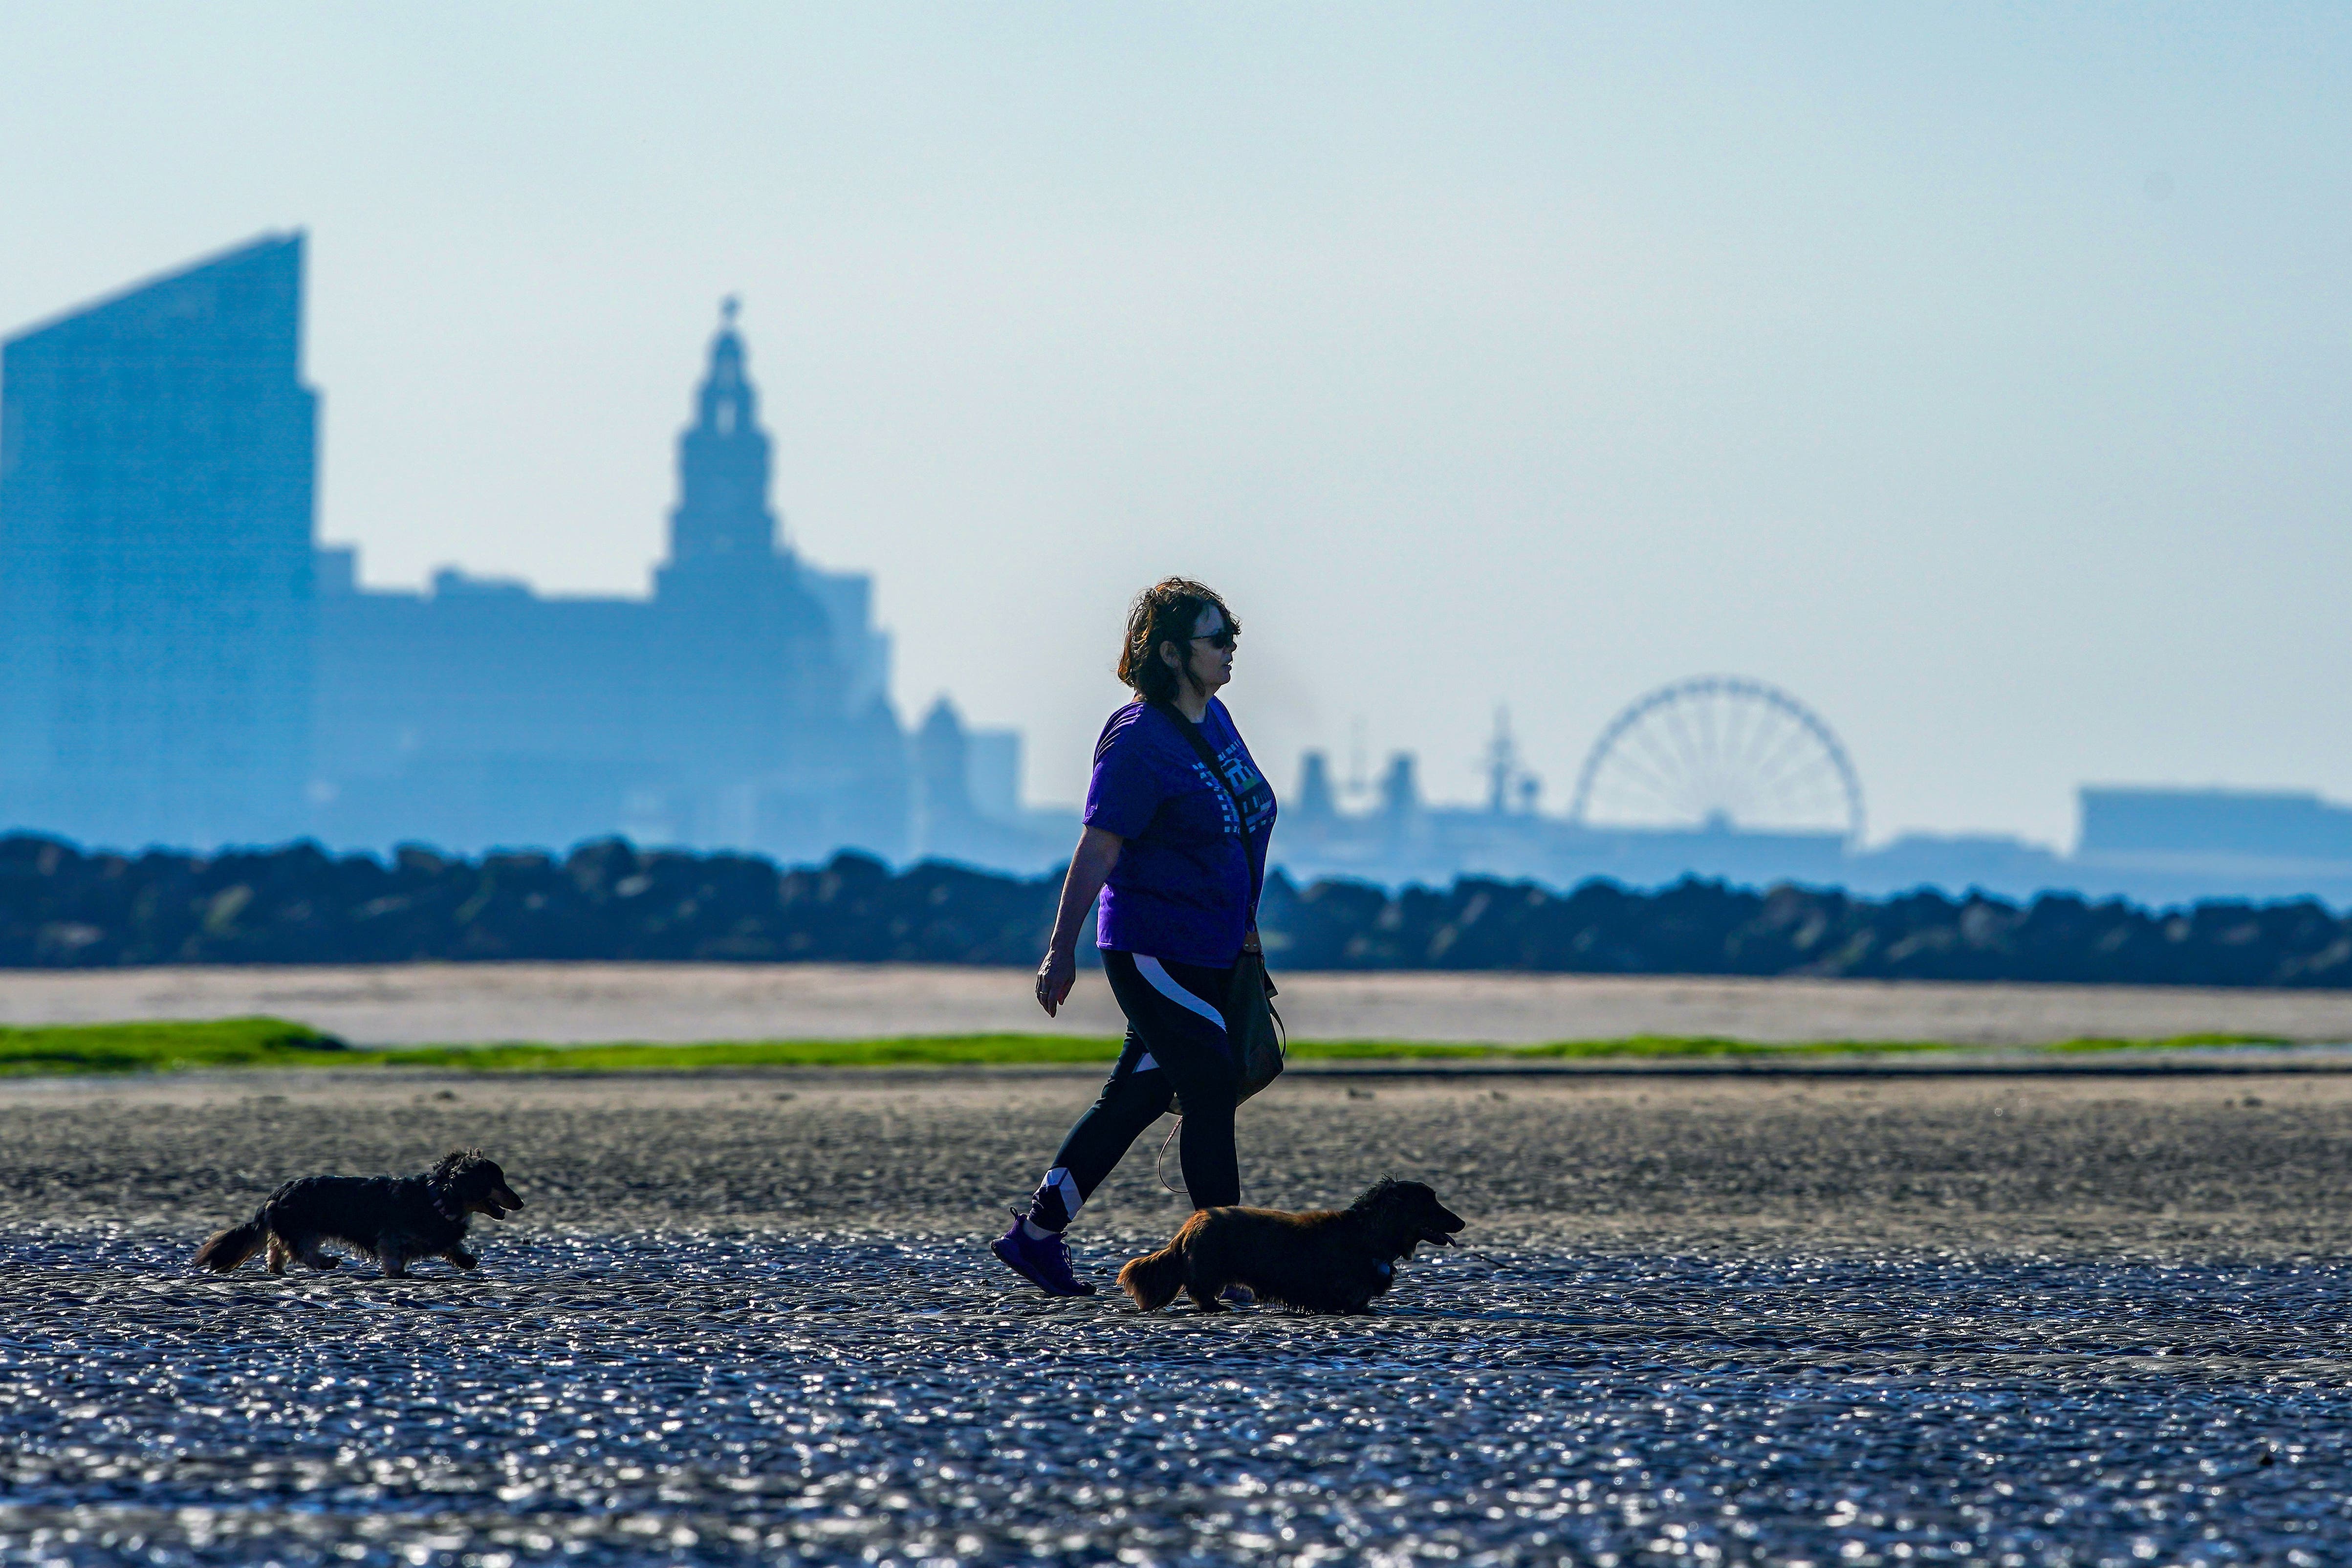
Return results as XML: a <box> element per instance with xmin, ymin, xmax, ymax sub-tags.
<box><xmin>1149</xmin><ymin>701</ymin><xmax>1286</xmax><ymax>1107</ymax></box>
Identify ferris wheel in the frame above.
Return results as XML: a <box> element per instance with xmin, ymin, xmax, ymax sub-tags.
<box><xmin>1568</xmin><ymin>676</ymin><xmax>1864</xmax><ymax>844</ymax></box>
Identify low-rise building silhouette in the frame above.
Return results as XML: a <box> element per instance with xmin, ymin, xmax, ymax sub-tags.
<box><xmin>1275</xmin><ymin>755</ymin><xmax>2352</xmax><ymax>910</ymax></box>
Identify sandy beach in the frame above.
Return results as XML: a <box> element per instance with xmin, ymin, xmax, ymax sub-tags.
<box><xmin>7</xmin><ymin>960</ymin><xmax>2352</xmax><ymax>1044</ymax></box>
<box><xmin>8</xmin><ymin>1065</ymin><xmax>2349</xmax><ymax>1257</ymax></box>
<box><xmin>12</xmin><ymin>1051</ymin><xmax>2352</xmax><ymax>1562</ymax></box>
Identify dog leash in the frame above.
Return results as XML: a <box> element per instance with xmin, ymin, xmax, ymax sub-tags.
<box><xmin>1154</xmin><ymin>1118</ymin><xmax>1187</xmax><ymax>1196</ymax></box>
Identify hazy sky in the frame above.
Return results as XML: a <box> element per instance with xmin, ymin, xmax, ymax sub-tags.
<box><xmin>4</xmin><ymin>3</ymin><xmax>2348</xmax><ymax>848</ymax></box>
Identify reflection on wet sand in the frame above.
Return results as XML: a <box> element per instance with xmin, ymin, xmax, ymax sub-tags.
<box><xmin>5</xmin><ymin>1070</ymin><xmax>2351</xmax><ymax>1562</ymax></box>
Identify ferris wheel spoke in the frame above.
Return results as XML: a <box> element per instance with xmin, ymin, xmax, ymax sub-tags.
<box><xmin>1755</xmin><ymin>745</ymin><xmax>1843</xmax><ymax>800</ymax></box>
<box><xmin>1649</xmin><ymin>717</ymin><xmax>1714</xmax><ymax>809</ymax></box>
<box><xmin>1790</xmin><ymin>770</ymin><xmax>1852</xmax><ymax>818</ymax></box>
<box><xmin>1719</xmin><ymin>693</ymin><xmax>1764</xmax><ymax>776</ymax></box>
<box><xmin>1729</xmin><ymin>718</ymin><xmax>1791</xmax><ymax>794</ymax></box>
<box><xmin>1623</xmin><ymin>726</ymin><xmax>1694</xmax><ymax>799</ymax></box>
<box><xmin>1713</xmin><ymin>697</ymin><xmax>1752</xmax><ymax>778</ymax></box>
<box><xmin>1735</xmin><ymin>704</ymin><xmax>1795</xmax><ymax>776</ymax></box>
<box><xmin>1599</xmin><ymin>749</ymin><xmax>1692</xmax><ymax>818</ymax></box>
<box><xmin>1746</xmin><ymin>771</ymin><xmax>1818</xmax><ymax>824</ymax></box>
<box><xmin>1614</xmin><ymin>759</ymin><xmax>1711</xmax><ymax>824</ymax></box>
<box><xmin>1713</xmin><ymin>690</ymin><xmax>1748</xmax><ymax>763</ymax></box>
<box><xmin>1589</xmin><ymin>745</ymin><xmax>1675</xmax><ymax>800</ymax></box>
<box><xmin>1660</xmin><ymin>700</ymin><xmax>1713</xmax><ymax>778</ymax></box>
<box><xmin>1693</xmin><ymin>691</ymin><xmax>1728</xmax><ymax>771</ymax></box>
<box><xmin>1768</xmin><ymin>762</ymin><xmax>1844</xmax><ymax>804</ymax></box>
<box><xmin>1655</xmin><ymin>745</ymin><xmax>1725</xmax><ymax>821</ymax></box>
<box><xmin>1741</xmin><ymin>714</ymin><xmax>1818</xmax><ymax>797</ymax></box>
<box><xmin>1749</xmin><ymin>760</ymin><xmax>1846</xmax><ymax>828</ymax></box>
<box><xmin>1632</xmin><ymin>707</ymin><xmax>1683</xmax><ymax>772</ymax></box>
<box><xmin>1595</xmin><ymin>758</ymin><xmax>1682</xmax><ymax>808</ymax></box>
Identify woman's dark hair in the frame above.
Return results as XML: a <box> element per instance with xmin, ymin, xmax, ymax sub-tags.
<box><xmin>1117</xmin><ymin>578</ymin><xmax>1239</xmax><ymax>704</ymax></box>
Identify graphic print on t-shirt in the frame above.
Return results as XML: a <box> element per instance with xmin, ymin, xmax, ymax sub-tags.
<box><xmin>1187</xmin><ymin>759</ymin><xmax>1241</xmax><ymax>837</ymax></box>
<box><xmin>1211</xmin><ymin>740</ymin><xmax>1274</xmax><ymax>835</ymax></box>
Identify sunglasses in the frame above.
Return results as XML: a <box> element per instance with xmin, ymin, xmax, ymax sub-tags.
<box><xmin>1191</xmin><ymin>627</ymin><xmax>1238</xmax><ymax>651</ymax></box>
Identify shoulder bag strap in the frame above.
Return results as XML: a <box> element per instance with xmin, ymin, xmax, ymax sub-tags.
<box><xmin>1149</xmin><ymin>701</ymin><xmax>1273</xmax><ymax>981</ymax></box>
<box><xmin>1149</xmin><ymin>700</ymin><xmax>1247</xmax><ymax>818</ymax></box>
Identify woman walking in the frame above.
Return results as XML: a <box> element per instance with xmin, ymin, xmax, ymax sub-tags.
<box><xmin>993</xmin><ymin>578</ymin><xmax>1278</xmax><ymax>1296</ymax></box>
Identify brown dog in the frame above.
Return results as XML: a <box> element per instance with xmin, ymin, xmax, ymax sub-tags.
<box><xmin>1118</xmin><ymin>1178</ymin><xmax>1465</xmax><ymax>1314</ymax></box>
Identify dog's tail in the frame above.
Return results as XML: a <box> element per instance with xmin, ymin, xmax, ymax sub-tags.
<box><xmin>1117</xmin><ymin>1241</ymin><xmax>1188</xmax><ymax>1312</ymax></box>
<box><xmin>193</xmin><ymin>1217</ymin><xmax>266</xmax><ymax>1274</ymax></box>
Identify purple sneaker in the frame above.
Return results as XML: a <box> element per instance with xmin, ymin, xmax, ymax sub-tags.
<box><xmin>991</xmin><ymin>1211</ymin><xmax>1095</xmax><ymax>1296</ymax></box>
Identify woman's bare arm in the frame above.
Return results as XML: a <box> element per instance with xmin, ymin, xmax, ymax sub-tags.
<box><xmin>1036</xmin><ymin>826</ymin><xmax>1122</xmax><ymax>1016</ymax></box>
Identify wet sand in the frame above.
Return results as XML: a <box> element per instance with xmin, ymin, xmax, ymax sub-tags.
<box><xmin>8</xmin><ymin>1067</ymin><xmax>2350</xmax><ymax>1257</ymax></box>
<box><xmin>6</xmin><ymin>960</ymin><xmax>2352</xmax><ymax>1044</ymax></box>
<box><xmin>12</xmin><ymin>1068</ymin><xmax>2352</xmax><ymax>1562</ymax></box>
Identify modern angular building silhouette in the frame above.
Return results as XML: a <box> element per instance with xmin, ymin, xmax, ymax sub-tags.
<box><xmin>0</xmin><ymin>235</ymin><xmax>316</xmax><ymax>849</ymax></box>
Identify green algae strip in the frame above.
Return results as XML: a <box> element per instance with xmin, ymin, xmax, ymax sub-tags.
<box><xmin>0</xmin><ymin>1016</ymin><xmax>2304</xmax><ymax>1077</ymax></box>
<box><xmin>0</xmin><ymin>1017</ymin><xmax>359</xmax><ymax>1075</ymax></box>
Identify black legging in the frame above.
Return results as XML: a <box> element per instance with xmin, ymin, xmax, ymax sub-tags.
<box><xmin>1025</xmin><ymin>950</ymin><xmax>1240</xmax><ymax>1231</ymax></box>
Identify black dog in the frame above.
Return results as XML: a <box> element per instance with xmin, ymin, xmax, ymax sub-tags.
<box><xmin>194</xmin><ymin>1150</ymin><xmax>523</xmax><ymax>1278</ymax></box>
<box><xmin>1118</xmin><ymin>1177</ymin><xmax>1466</xmax><ymax>1314</ymax></box>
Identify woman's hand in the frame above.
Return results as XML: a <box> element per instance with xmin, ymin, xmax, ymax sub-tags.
<box><xmin>1036</xmin><ymin>948</ymin><xmax>1077</xmax><ymax>1017</ymax></box>
<box><xmin>1037</xmin><ymin>826</ymin><xmax>1122</xmax><ymax>1018</ymax></box>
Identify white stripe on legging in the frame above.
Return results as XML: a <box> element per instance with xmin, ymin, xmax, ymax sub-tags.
<box><xmin>1134</xmin><ymin>955</ymin><xmax>1227</xmax><ymax>1032</ymax></box>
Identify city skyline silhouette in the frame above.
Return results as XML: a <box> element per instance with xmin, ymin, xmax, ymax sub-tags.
<box><xmin>2</xmin><ymin>7</ymin><xmax>2348</xmax><ymax>860</ymax></box>
<box><xmin>0</xmin><ymin>233</ymin><xmax>1064</xmax><ymax>872</ymax></box>
<box><xmin>9</xmin><ymin>229</ymin><xmax>2352</xmax><ymax>906</ymax></box>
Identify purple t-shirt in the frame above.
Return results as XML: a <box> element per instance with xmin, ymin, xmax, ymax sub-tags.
<box><xmin>1084</xmin><ymin>698</ymin><xmax>1278</xmax><ymax>967</ymax></box>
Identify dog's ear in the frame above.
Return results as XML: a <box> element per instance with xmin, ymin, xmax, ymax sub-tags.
<box><xmin>427</xmin><ymin>1150</ymin><xmax>476</xmax><ymax>1220</ymax></box>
